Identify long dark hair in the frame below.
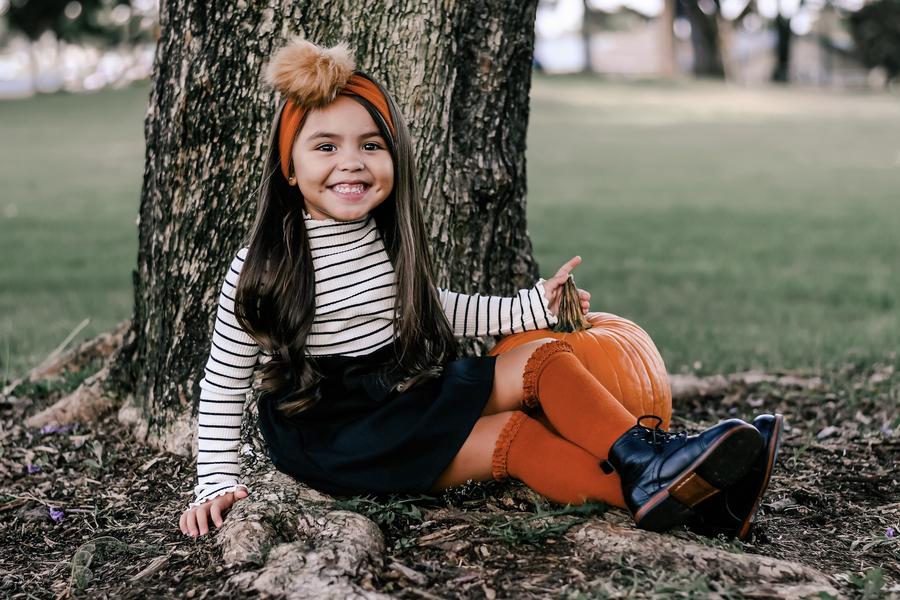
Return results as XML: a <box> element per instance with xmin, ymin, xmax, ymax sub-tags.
<box><xmin>234</xmin><ymin>71</ymin><xmax>458</xmax><ymax>416</ymax></box>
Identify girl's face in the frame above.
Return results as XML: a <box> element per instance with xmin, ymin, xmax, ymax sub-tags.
<box><xmin>291</xmin><ymin>95</ymin><xmax>394</xmax><ymax>222</ymax></box>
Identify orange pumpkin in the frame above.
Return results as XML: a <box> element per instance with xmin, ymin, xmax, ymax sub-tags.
<box><xmin>488</xmin><ymin>288</ymin><xmax>672</xmax><ymax>428</ymax></box>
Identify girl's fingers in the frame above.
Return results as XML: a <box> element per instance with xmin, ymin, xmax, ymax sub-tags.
<box><xmin>553</xmin><ymin>256</ymin><xmax>582</xmax><ymax>280</ymax></box>
<box><xmin>211</xmin><ymin>500</ymin><xmax>224</xmax><ymax>528</ymax></box>
<box><xmin>578</xmin><ymin>289</ymin><xmax>590</xmax><ymax>299</ymax></box>
<box><xmin>196</xmin><ymin>505</ymin><xmax>210</xmax><ymax>536</ymax></box>
<box><xmin>185</xmin><ymin>510</ymin><xmax>198</xmax><ymax>537</ymax></box>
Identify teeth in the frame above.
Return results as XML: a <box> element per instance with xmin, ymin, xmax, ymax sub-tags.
<box><xmin>333</xmin><ymin>184</ymin><xmax>366</xmax><ymax>194</ymax></box>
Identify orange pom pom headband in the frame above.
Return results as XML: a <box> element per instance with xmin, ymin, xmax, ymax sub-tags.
<box><xmin>264</xmin><ymin>38</ymin><xmax>396</xmax><ymax>180</ymax></box>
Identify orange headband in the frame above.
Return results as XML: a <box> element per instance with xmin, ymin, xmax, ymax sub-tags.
<box><xmin>278</xmin><ymin>75</ymin><xmax>396</xmax><ymax>180</ymax></box>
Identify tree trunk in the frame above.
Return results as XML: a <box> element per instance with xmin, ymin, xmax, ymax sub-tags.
<box><xmin>684</xmin><ymin>0</ymin><xmax>725</xmax><ymax>78</ymax></box>
<box><xmin>659</xmin><ymin>0</ymin><xmax>677</xmax><ymax>77</ymax></box>
<box><xmin>103</xmin><ymin>1</ymin><xmax>541</xmax><ymax>454</ymax></box>
<box><xmin>581</xmin><ymin>0</ymin><xmax>593</xmax><ymax>74</ymax></box>
<box><xmin>771</xmin><ymin>12</ymin><xmax>793</xmax><ymax>83</ymax></box>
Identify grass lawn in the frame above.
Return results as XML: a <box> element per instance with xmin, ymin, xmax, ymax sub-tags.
<box><xmin>1</xmin><ymin>76</ymin><xmax>898</xmax><ymax>379</ymax></box>
<box><xmin>1</xmin><ymin>84</ymin><xmax>145</xmax><ymax>382</ymax></box>
<box><xmin>527</xmin><ymin>76</ymin><xmax>900</xmax><ymax>375</ymax></box>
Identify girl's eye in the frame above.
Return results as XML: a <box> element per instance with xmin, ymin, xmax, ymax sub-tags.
<box><xmin>363</xmin><ymin>142</ymin><xmax>382</xmax><ymax>151</ymax></box>
<box><xmin>316</xmin><ymin>144</ymin><xmax>336</xmax><ymax>152</ymax></box>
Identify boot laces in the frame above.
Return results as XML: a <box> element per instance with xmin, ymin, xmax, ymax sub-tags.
<box><xmin>636</xmin><ymin>415</ymin><xmax>686</xmax><ymax>450</ymax></box>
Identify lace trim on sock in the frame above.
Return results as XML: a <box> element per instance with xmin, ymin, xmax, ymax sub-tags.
<box><xmin>520</xmin><ymin>339</ymin><xmax>575</xmax><ymax>408</ymax></box>
<box><xmin>491</xmin><ymin>411</ymin><xmax>530</xmax><ymax>480</ymax></box>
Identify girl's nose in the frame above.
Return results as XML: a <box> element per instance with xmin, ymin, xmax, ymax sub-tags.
<box><xmin>338</xmin><ymin>147</ymin><xmax>365</xmax><ymax>171</ymax></box>
<box><xmin>340</xmin><ymin>160</ymin><xmax>365</xmax><ymax>171</ymax></box>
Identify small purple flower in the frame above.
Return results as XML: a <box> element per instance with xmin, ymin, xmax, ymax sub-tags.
<box><xmin>40</xmin><ymin>423</ymin><xmax>76</xmax><ymax>435</ymax></box>
<box><xmin>49</xmin><ymin>507</ymin><xmax>65</xmax><ymax>523</ymax></box>
<box><xmin>887</xmin><ymin>527</ymin><xmax>896</xmax><ymax>538</ymax></box>
<box><xmin>26</xmin><ymin>464</ymin><xmax>41</xmax><ymax>474</ymax></box>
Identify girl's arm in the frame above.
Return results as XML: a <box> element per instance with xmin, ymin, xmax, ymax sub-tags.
<box><xmin>437</xmin><ymin>278</ymin><xmax>558</xmax><ymax>337</ymax></box>
<box><xmin>190</xmin><ymin>247</ymin><xmax>258</xmax><ymax>508</ymax></box>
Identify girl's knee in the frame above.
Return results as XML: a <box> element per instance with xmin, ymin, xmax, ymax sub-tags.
<box><xmin>520</xmin><ymin>338</ymin><xmax>576</xmax><ymax>406</ymax></box>
<box><xmin>478</xmin><ymin>410</ymin><xmax>525</xmax><ymax>439</ymax></box>
<box><xmin>488</xmin><ymin>410</ymin><xmax>530</xmax><ymax>480</ymax></box>
<box><xmin>430</xmin><ymin>411</ymin><xmax>526</xmax><ymax>491</ymax></box>
<box><xmin>520</xmin><ymin>337</ymin><xmax>563</xmax><ymax>353</ymax></box>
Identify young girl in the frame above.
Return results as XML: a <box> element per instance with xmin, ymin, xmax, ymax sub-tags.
<box><xmin>179</xmin><ymin>39</ymin><xmax>782</xmax><ymax>541</ymax></box>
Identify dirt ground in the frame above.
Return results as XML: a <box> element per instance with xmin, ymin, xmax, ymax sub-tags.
<box><xmin>1</xmin><ymin>357</ymin><xmax>897</xmax><ymax>599</ymax></box>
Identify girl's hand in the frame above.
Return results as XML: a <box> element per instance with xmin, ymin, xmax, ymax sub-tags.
<box><xmin>543</xmin><ymin>255</ymin><xmax>591</xmax><ymax>317</ymax></box>
<box><xmin>179</xmin><ymin>488</ymin><xmax>248</xmax><ymax>538</ymax></box>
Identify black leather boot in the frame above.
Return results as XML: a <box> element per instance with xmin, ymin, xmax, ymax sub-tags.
<box><xmin>687</xmin><ymin>414</ymin><xmax>785</xmax><ymax>540</ymax></box>
<box><xmin>603</xmin><ymin>415</ymin><xmax>764</xmax><ymax>532</ymax></box>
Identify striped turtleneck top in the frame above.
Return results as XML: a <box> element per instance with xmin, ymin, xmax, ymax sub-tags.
<box><xmin>190</xmin><ymin>210</ymin><xmax>558</xmax><ymax>507</ymax></box>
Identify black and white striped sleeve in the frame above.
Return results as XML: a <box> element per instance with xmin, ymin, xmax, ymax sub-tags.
<box><xmin>190</xmin><ymin>247</ymin><xmax>257</xmax><ymax>508</ymax></box>
<box><xmin>437</xmin><ymin>279</ymin><xmax>559</xmax><ymax>337</ymax></box>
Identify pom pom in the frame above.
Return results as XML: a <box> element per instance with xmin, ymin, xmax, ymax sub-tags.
<box><xmin>264</xmin><ymin>37</ymin><xmax>356</xmax><ymax>108</ymax></box>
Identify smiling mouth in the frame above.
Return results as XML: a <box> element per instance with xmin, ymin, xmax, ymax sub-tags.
<box><xmin>330</xmin><ymin>183</ymin><xmax>370</xmax><ymax>195</ymax></box>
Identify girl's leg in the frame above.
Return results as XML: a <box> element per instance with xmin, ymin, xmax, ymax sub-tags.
<box><xmin>485</xmin><ymin>337</ymin><xmax>638</xmax><ymax>459</ymax></box>
<box><xmin>481</xmin><ymin>338</ymin><xmax>570</xmax><ymax>436</ymax></box>
<box><xmin>519</xmin><ymin>339</ymin><xmax>638</xmax><ymax>458</ymax></box>
<box><xmin>476</xmin><ymin>340</ymin><xmax>764</xmax><ymax>531</ymax></box>
<box><xmin>481</xmin><ymin>339</ymin><xmax>558</xmax><ymax>415</ymax></box>
<box><xmin>430</xmin><ymin>410</ymin><xmax>626</xmax><ymax>508</ymax></box>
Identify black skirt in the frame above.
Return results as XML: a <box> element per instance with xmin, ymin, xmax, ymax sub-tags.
<box><xmin>256</xmin><ymin>341</ymin><xmax>497</xmax><ymax>497</ymax></box>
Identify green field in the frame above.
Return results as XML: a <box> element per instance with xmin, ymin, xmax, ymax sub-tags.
<box><xmin>2</xmin><ymin>76</ymin><xmax>898</xmax><ymax>379</ymax></box>
<box><xmin>1</xmin><ymin>85</ymin><xmax>144</xmax><ymax>382</ymax></box>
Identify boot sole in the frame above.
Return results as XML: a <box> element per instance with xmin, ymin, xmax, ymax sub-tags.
<box><xmin>634</xmin><ymin>423</ymin><xmax>763</xmax><ymax>532</ymax></box>
<box><xmin>737</xmin><ymin>414</ymin><xmax>784</xmax><ymax>540</ymax></box>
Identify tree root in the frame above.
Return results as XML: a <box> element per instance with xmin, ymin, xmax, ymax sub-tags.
<box><xmin>16</xmin><ymin>322</ymin><xmax>129</xmax><ymax>429</ymax></box>
<box><xmin>218</xmin><ymin>471</ymin><xmax>387</xmax><ymax>599</ymax></box>
<box><xmin>669</xmin><ymin>370</ymin><xmax>823</xmax><ymax>401</ymax></box>
<box><xmin>24</xmin><ymin>364</ymin><xmax>117</xmax><ymax>429</ymax></box>
<box><xmin>569</xmin><ymin>512</ymin><xmax>841</xmax><ymax>598</ymax></box>
<box><xmin>211</xmin><ymin>392</ymin><xmax>388</xmax><ymax>599</ymax></box>
<box><xmin>2</xmin><ymin>320</ymin><xmax>129</xmax><ymax>398</ymax></box>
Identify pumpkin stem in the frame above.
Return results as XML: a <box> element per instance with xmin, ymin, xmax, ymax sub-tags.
<box><xmin>552</xmin><ymin>276</ymin><xmax>592</xmax><ymax>333</ymax></box>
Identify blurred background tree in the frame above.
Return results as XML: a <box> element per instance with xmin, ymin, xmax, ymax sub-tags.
<box><xmin>680</xmin><ymin>0</ymin><xmax>726</xmax><ymax>78</ymax></box>
<box><xmin>1</xmin><ymin>0</ymin><xmax>158</xmax><ymax>94</ymax></box>
<box><xmin>5</xmin><ymin>0</ymin><xmax>158</xmax><ymax>50</ymax></box>
<box><xmin>848</xmin><ymin>0</ymin><xmax>900</xmax><ymax>83</ymax></box>
<box><xmin>7</xmin><ymin>0</ymin><xmax>132</xmax><ymax>44</ymax></box>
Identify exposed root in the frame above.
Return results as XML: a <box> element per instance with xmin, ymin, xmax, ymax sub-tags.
<box><xmin>24</xmin><ymin>364</ymin><xmax>117</xmax><ymax>429</ymax></box>
<box><xmin>568</xmin><ymin>512</ymin><xmax>840</xmax><ymax>598</ymax></box>
<box><xmin>11</xmin><ymin>322</ymin><xmax>129</xmax><ymax>429</ymax></box>
<box><xmin>210</xmin><ymin>396</ymin><xmax>387</xmax><ymax>599</ymax></box>
<box><xmin>670</xmin><ymin>371</ymin><xmax>824</xmax><ymax>401</ymax></box>
<box><xmin>2</xmin><ymin>320</ymin><xmax>129</xmax><ymax>398</ymax></box>
<box><xmin>220</xmin><ymin>472</ymin><xmax>387</xmax><ymax>599</ymax></box>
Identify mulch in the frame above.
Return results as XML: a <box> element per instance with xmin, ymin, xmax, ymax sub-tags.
<box><xmin>1</xmin><ymin>357</ymin><xmax>897</xmax><ymax>599</ymax></box>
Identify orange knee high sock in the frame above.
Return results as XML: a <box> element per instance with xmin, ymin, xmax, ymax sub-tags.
<box><xmin>522</xmin><ymin>340</ymin><xmax>638</xmax><ymax>459</ymax></box>
<box><xmin>492</xmin><ymin>411</ymin><xmax>625</xmax><ymax>508</ymax></box>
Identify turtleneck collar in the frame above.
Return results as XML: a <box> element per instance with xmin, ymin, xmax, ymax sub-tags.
<box><xmin>302</xmin><ymin>208</ymin><xmax>369</xmax><ymax>225</ymax></box>
<box><xmin>303</xmin><ymin>209</ymin><xmax>377</xmax><ymax>252</ymax></box>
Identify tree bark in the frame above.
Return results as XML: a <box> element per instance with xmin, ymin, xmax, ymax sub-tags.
<box><xmin>103</xmin><ymin>0</ymin><xmax>541</xmax><ymax>454</ymax></box>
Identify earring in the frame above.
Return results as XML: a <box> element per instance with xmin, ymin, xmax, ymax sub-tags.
<box><xmin>288</xmin><ymin>175</ymin><xmax>297</xmax><ymax>185</ymax></box>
